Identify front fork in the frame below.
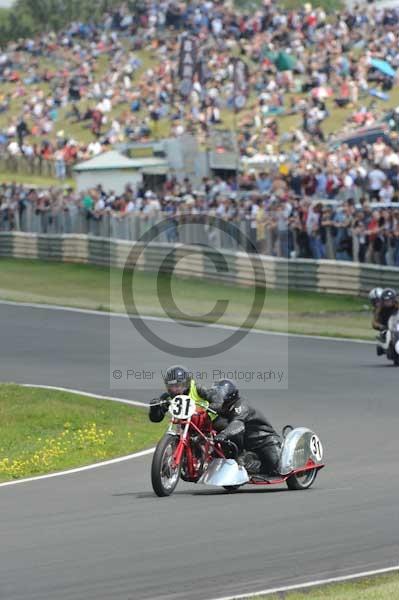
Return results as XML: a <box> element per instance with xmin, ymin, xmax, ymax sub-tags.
<box><xmin>172</xmin><ymin>422</ymin><xmax>190</xmax><ymax>468</ymax></box>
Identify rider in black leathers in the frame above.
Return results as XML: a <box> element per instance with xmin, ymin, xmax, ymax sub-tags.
<box><xmin>372</xmin><ymin>288</ymin><xmax>399</xmax><ymax>353</ymax></box>
<box><xmin>212</xmin><ymin>379</ymin><xmax>282</xmax><ymax>475</ymax></box>
<box><xmin>372</xmin><ymin>288</ymin><xmax>399</xmax><ymax>330</ymax></box>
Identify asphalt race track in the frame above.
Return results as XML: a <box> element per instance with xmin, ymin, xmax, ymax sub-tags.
<box><xmin>0</xmin><ymin>303</ymin><xmax>398</xmax><ymax>600</ymax></box>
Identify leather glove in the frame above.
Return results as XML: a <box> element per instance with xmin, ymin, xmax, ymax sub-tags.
<box><xmin>150</xmin><ymin>396</ymin><xmax>170</xmax><ymax>409</ymax></box>
<box><xmin>160</xmin><ymin>393</ymin><xmax>171</xmax><ymax>410</ymax></box>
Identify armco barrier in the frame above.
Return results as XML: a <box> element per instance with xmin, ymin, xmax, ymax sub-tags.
<box><xmin>1</xmin><ymin>232</ymin><xmax>399</xmax><ymax>297</ymax></box>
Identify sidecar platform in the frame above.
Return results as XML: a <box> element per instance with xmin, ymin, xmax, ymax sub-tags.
<box><xmin>249</xmin><ymin>462</ymin><xmax>325</xmax><ymax>486</ymax></box>
<box><xmin>199</xmin><ymin>457</ymin><xmax>324</xmax><ymax>488</ymax></box>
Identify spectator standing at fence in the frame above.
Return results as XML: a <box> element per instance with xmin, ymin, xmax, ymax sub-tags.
<box><xmin>82</xmin><ymin>190</ymin><xmax>95</xmax><ymax>223</ymax></box>
<box><xmin>255</xmin><ymin>200</ymin><xmax>267</xmax><ymax>254</ymax></box>
<box><xmin>320</xmin><ymin>206</ymin><xmax>336</xmax><ymax>260</ymax></box>
<box><xmin>352</xmin><ymin>211</ymin><xmax>369</xmax><ymax>263</ymax></box>
<box><xmin>368</xmin><ymin>165</ymin><xmax>387</xmax><ymax>201</ymax></box>
<box><xmin>54</xmin><ymin>149</ymin><xmax>66</xmax><ymax>180</ymax></box>
<box><xmin>334</xmin><ymin>202</ymin><xmax>353</xmax><ymax>261</ymax></box>
<box><xmin>307</xmin><ymin>202</ymin><xmax>325</xmax><ymax>259</ymax></box>
<box><xmin>367</xmin><ymin>209</ymin><xmax>384</xmax><ymax>264</ymax></box>
<box><xmin>379</xmin><ymin>180</ymin><xmax>395</xmax><ymax>203</ymax></box>
<box><xmin>275</xmin><ymin>202</ymin><xmax>291</xmax><ymax>258</ymax></box>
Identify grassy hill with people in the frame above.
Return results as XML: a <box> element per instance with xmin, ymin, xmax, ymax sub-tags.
<box><xmin>1</xmin><ymin>0</ymin><xmax>398</xmax><ymax>185</ymax></box>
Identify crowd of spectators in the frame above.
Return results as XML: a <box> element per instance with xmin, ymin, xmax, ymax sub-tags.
<box><xmin>2</xmin><ymin>170</ymin><xmax>399</xmax><ymax>266</ymax></box>
<box><xmin>2</xmin><ymin>1</ymin><xmax>399</xmax><ymax>266</ymax></box>
<box><xmin>2</xmin><ymin>0</ymin><xmax>399</xmax><ymax>173</ymax></box>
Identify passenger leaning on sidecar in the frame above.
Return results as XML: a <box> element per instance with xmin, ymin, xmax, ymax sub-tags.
<box><xmin>148</xmin><ymin>365</ymin><xmax>224</xmax><ymax>428</ymax></box>
<box><xmin>212</xmin><ymin>379</ymin><xmax>282</xmax><ymax>476</ymax></box>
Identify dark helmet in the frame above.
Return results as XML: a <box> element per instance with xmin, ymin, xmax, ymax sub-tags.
<box><xmin>381</xmin><ymin>288</ymin><xmax>397</xmax><ymax>307</ymax></box>
<box><xmin>214</xmin><ymin>379</ymin><xmax>240</xmax><ymax>415</ymax></box>
<box><xmin>164</xmin><ymin>365</ymin><xmax>191</xmax><ymax>396</ymax></box>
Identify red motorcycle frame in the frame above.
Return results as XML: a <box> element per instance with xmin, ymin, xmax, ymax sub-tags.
<box><xmin>170</xmin><ymin>409</ymin><xmax>224</xmax><ymax>481</ymax></box>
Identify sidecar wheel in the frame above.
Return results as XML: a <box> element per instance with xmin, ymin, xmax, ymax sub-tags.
<box><xmin>286</xmin><ymin>468</ymin><xmax>317</xmax><ymax>490</ymax></box>
<box><xmin>151</xmin><ymin>435</ymin><xmax>181</xmax><ymax>497</ymax></box>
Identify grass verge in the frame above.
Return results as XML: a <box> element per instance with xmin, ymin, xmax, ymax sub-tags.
<box><xmin>0</xmin><ymin>258</ymin><xmax>373</xmax><ymax>339</ymax></box>
<box><xmin>0</xmin><ymin>383</ymin><xmax>164</xmax><ymax>482</ymax></box>
<box><xmin>251</xmin><ymin>572</ymin><xmax>399</xmax><ymax>599</ymax></box>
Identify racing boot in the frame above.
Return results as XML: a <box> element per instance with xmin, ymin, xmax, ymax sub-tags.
<box><xmin>257</xmin><ymin>435</ymin><xmax>282</xmax><ymax>476</ymax></box>
<box><xmin>238</xmin><ymin>451</ymin><xmax>261</xmax><ymax>474</ymax></box>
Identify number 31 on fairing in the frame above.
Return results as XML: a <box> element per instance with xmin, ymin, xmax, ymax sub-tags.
<box><xmin>169</xmin><ymin>395</ymin><xmax>196</xmax><ymax>420</ymax></box>
<box><xmin>310</xmin><ymin>434</ymin><xmax>323</xmax><ymax>461</ymax></box>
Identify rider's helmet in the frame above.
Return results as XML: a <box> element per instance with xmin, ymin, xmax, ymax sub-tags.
<box><xmin>368</xmin><ymin>287</ymin><xmax>384</xmax><ymax>306</ymax></box>
<box><xmin>164</xmin><ymin>365</ymin><xmax>191</xmax><ymax>396</ymax></box>
<box><xmin>214</xmin><ymin>379</ymin><xmax>240</xmax><ymax>416</ymax></box>
<box><xmin>381</xmin><ymin>288</ymin><xmax>398</xmax><ymax>308</ymax></box>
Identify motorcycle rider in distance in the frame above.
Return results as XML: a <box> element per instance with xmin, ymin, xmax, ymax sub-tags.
<box><xmin>212</xmin><ymin>379</ymin><xmax>282</xmax><ymax>476</ymax></box>
<box><xmin>149</xmin><ymin>365</ymin><xmax>222</xmax><ymax>426</ymax></box>
<box><xmin>372</xmin><ymin>288</ymin><xmax>399</xmax><ymax>355</ymax></box>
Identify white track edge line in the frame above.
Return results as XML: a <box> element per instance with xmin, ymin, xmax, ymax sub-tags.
<box><xmin>0</xmin><ymin>299</ymin><xmax>373</xmax><ymax>345</ymax></box>
<box><xmin>209</xmin><ymin>564</ymin><xmax>399</xmax><ymax>600</ymax></box>
<box><xmin>0</xmin><ymin>383</ymin><xmax>154</xmax><ymax>489</ymax></box>
<box><xmin>0</xmin><ymin>448</ymin><xmax>155</xmax><ymax>488</ymax></box>
<box><xmin>18</xmin><ymin>383</ymin><xmax>148</xmax><ymax>407</ymax></box>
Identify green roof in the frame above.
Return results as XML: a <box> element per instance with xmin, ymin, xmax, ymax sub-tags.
<box><xmin>74</xmin><ymin>151</ymin><xmax>167</xmax><ymax>172</ymax></box>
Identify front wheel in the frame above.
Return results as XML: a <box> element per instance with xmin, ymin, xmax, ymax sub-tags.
<box><xmin>286</xmin><ymin>468</ymin><xmax>317</xmax><ymax>490</ymax></box>
<box><xmin>151</xmin><ymin>435</ymin><xmax>181</xmax><ymax>497</ymax></box>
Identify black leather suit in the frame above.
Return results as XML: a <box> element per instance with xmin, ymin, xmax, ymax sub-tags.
<box><xmin>216</xmin><ymin>399</ymin><xmax>282</xmax><ymax>475</ymax></box>
<box><xmin>372</xmin><ymin>303</ymin><xmax>399</xmax><ymax>331</ymax></box>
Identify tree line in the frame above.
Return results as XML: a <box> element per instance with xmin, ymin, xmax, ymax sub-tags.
<box><xmin>0</xmin><ymin>0</ymin><xmax>145</xmax><ymax>45</ymax></box>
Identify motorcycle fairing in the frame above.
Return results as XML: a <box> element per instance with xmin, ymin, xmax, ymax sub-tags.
<box><xmin>279</xmin><ymin>427</ymin><xmax>323</xmax><ymax>475</ymax></box>
<box><xmin>198</xmin><ymin>458</ymin><xmax>250</xmax><ymax>486</ymax></box>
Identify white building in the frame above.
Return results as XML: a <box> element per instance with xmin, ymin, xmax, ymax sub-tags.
<box><xmin>73</xmin><ymin>151</ymin><xmax>168</xmax><ymax>194</ymax></box>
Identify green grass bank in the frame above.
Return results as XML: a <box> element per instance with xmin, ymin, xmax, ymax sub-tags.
<box><xmin>250</xmin><ymin>571</ymin><xmax>399</xmax><ymax>600</ymax></box>
<box><xmin>0</xmin><ymin>384</ymin><xmax>164</xmax><ymax>482</ymax></box>
<box><xmin>0</xmin><ymin>258</ymin><xmax>373</xmax><ymax>339</ymax></box>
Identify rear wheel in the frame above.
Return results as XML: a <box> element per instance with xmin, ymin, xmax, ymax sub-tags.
<box><xmin>286</xmin><ymin>468</ymin><xmax>317</xmax><ymax>490</ymax></box>
<box><xmin>151</xmin><ymin>435</ymin><xmax>181</xmax><ymax>497</ymax></box>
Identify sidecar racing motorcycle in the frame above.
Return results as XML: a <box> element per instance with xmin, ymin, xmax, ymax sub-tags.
<box><xmin>151</xmin><ymin>395</ymin><xmax>325</xmax><ymax>497</ymax></box>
